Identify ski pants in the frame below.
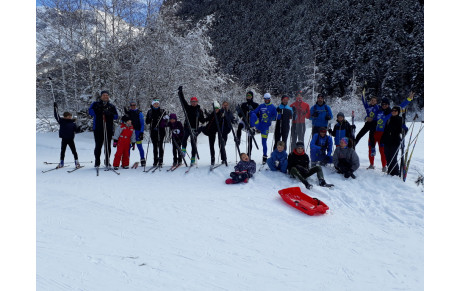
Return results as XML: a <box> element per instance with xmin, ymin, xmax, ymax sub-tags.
<box><xmin>290</xmin><ymin>122</ymin><xmax>306</xmax><ymax>151</ymax></box>
<box><xmin>113</xmin><ymin>139</ymin><xmax>131</xmax><ymax>167</ymax></box>
<box><xmin>135</xmin><ymin>130</ymin><xmax>145</xmax><ymax>160</ymax></box>
<box><xmin>273</xmin><ymin>123</ymin><xmax>290</xmax><ymax>151</ymax></box>
<box><xmin>181</xmin><ymin>128</ymin><xmax>199</xmax><ymax>158</ymax></box>
<box><xmin>237</xmin><ymin>122</ymin><xmax>255</xmax><ymax>158</ymax></box>
<box><xmin>310</xmin><ymin>149</ymin><xmax>332</xmax><ymax>165</ymax></box>
<box><xmin>289</xmin><ymin>165</ymin><xmax>324</xmax><ymax>183</ymax></box>
<box><xmin>150</xmin><ymin>128</ymin><xmax>165</xmax><ymax>164</ymax></box>
<box><xmin>335</xmin><ymin>158</ymin><xmax>355</xmax><ymax>178</ymax></box>
<box><xmin>355</xmin><ymin>120</ymin><xmax>376</xmax><ymax>146</ymax></box>
<box><xmin>94</xmin><ymin>130</ymin><xmax>112</xmax><ymax>167</ymax></box>
<box><xmin>230</xmin><ymin>171</ymin><xmax>250</xmax><ymax>183</ymax></box>
<box><xmin>384</xmin><ymin>144</ymin><xmax>400</xmax><ymax>176</ymax></box>
<box><xmin>208</xmin><ymin>132</ymin><xmax>227</xmax><ymax>163</ymax></box>
<box><xmin>256</xmin><ymin>124</ymin><xmax>270</xmax><ymax>157</ymax></box>
<box><xmin>60</xmin><ymin>138</ymin><xmax>78</xmax><ymax>161</ymax></box>
<box><xmin>369</xmin><ymin>131</ymin><xmax>386</xmax><ymax>167</ymax></box>
<box><xmin>267</xmin><ymin>157</ymin><xmax>288</xmax><ymax>173</ymax></box>
<box><xmin>171</xmin><ymin>137</ymin><xmax>183</xmax><ymax>164</ymax></box>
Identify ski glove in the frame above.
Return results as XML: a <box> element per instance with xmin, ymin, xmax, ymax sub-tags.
<box><xmin>163</xmin><ymin>115</ymin><xmax>169</xmax><ymax>120</ymax></box>
<box><xmin>173</xmin><ymin>129</ymin><xmax>181</xmax><ymax>135</ymax></box>
<box><xmin>325</xmin><ymin>115</ymin><xmax>331</xmax><ymax>121</ymax></box>
<box><xmin>131</xmin><ymin>143</ymin><xmax>135</xmax><ymax>150</ymax></box>
<box><xmin>276</xmin><ymin>107</ymin><xmax>282</xmax><ymax>113</ymax></box>
<box><xmin>351</xmin><ymin>124</ymin><xmax>356</xmax><ymax>130</ymax></box>
<box><xmin>113</xmin><ymin>140</ymin><xmax>118</xmax><ymax>147</ymax></box>
<box><xmin>139</xmin><ymin>132</ymin><xmax>144</xmax><ymax>140</ymax></box>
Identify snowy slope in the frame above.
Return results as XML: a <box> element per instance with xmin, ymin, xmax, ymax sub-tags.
<box><xmin>36</xmin><ymin>121</ymin><xmax>424</xmax><ymax>291</ymax></box>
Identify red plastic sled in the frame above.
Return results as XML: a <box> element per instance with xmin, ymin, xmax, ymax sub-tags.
<box><xmin>278</xmin><ymin>187</ymin><xmax>329</xmax><ymax>216</ymax></box>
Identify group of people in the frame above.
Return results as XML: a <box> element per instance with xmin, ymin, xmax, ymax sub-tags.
<box><xmin>52</xmin><ymin>87</ymin><xmax>414</xmax><ymax>188</ymax></box>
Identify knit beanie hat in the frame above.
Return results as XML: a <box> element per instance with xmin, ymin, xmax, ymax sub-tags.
<box><xmin>169</xmin><ymin>113</ymin><xmax>177</xmax><ymax>120</ymax></box>
<box><xmin>381</xmin><ymin>97</ymin><xmax>390</xmax><ymax>105</ymax></box>
<box><xmin>190</xmin><ymin>97</ymin><xmax>198</xmax><ymax>102</ymax></box>
<box><xmin>337</xmin><ymin>112</ymin><xmax>345</xmax><ymax>118</ymax></box>
<box><xmin>295</xmin><ymin>141</ymin><xmax>305</xmax><ymax>148</ymax></box>
<box><xmin>121</xmin><ymin>115</ymin><xmax>130</xmax><ymax>123</ymax></box>
<box><xmin>152</xmin><ymin>99</ymin><xmax>160</xmax><ymax>106</ymax></box>
<box><xmin>246</xmin><ymin>91</ymin><xmax>254</xmax><ymax>97</ymax></box>
<box><xmin>263</xmin><ymin>93</ymin><xmax>271</xmax><ymax>99</ymax></box>
<box><xmin>100</xmin><ymin>90</ymin><xmax>110</xmax><ymax>96</ymax></box>
<box><xmin>340</xmin><ymin>137</ymin><xmax>349</xmax><ymax>145</ymax></box>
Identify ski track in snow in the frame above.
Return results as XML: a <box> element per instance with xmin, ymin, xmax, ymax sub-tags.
<box><xmin>36</xmin><ymin>122</ymin><xmax>424</xmax><ymax>291</ymax></box>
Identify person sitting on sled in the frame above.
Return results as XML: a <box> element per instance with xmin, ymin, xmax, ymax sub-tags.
<box><xmin>267</xmin><ymin>141</ymin><xmax>288</xmax><ymax>173</ymax></box>
<box><xmin>225</xmin><ymin>153</ymin><xmax>256</xmax><ymax>184</ymax></box>
<box><xmin>332</xmin><ymin>137</ymin><xmax>360</xmax><ymax>179</ymax></box>
<box><xmin>287</xmin><ymin>141</ymin><xmax>333</xmax><ymax>189</ymax></box>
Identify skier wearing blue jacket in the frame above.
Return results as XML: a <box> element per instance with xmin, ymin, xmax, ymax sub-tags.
<box><xmin>124</xmin><ymin>100</ymin><xmax>146</xmax><ymax>166</ymax></box>
<box><xmin>309</xmin><ymin>93</ymin><xmax>333</xmax><ymax>135</ymax></box>
<box><xmin>250</xmin><ymin>93</ymin><xmax>277</xmax><ymax>163</ymax></box>
<box><xmin>267</xmin><ymin>141</ymin><xmax>288</xmax><ymax>173</ymax></box>
<box><xmin>355</xmin><ymin>93</ymin><xmax>379</xmax><ymax>146</ymax></box>
<box><xmin>310</xmin><ymin>127</ymin><xmax>333</xmax><ymax>166</ymax></box>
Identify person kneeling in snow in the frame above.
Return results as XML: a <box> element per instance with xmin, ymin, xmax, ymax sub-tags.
<box><xmin>267</xmin><ymin>141</ymin><xmax>288</xmax><ymax>173</ymax></box>
<box><xmin>226</xmin><ymin>153</ymin><xmax>256</xmax><ymax>184</ymax></box>
<box><xmin>112</xmin><ymin>116</ymin><xmax>137</xmax><ymax>170</ymax></box>
<box><xmin>333</xmin><ymin>137</ymin><xmax>360</xmax><ymax>179</ymax></box>
<box><xmin>288</xmin><ymin>142</ymin><xmax>333</xmax><ymax>189</ymax></box>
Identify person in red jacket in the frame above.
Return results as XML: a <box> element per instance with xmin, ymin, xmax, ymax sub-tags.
<box><xmin>289</xmin><ymin>91</ymin><xmax>310</xmax><ymax>151</ymax></box>
<box><xmin>112</xmin><ymin>116</ymin><xmax>136</xmax><ymax>169</ymax></box>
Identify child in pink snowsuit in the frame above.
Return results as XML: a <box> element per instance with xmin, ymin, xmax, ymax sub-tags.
<box><xmin>112</xmin><ymin>116</ymin><xmax>136</xmax><ymax>169</ymax></box>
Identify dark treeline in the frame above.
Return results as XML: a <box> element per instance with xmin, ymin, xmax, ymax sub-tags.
<box><xmin>170</xmin><ymin>0</ymin><xmax>424</xmax><ymax>107</ymax></box>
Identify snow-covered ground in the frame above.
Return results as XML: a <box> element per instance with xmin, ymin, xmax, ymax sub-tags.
<box><xmin>36</xmin><ymin>121</ymin><xmax>424</xmax><ymax>290</ymax></box>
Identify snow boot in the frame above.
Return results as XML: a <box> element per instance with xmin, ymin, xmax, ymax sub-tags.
<box><xmin>122</xmin><ymin>166</ymin><xmax>129</xmax><ymax>169</ymax></box>
<box><xmin>153</xmin><ymin>159</ymin><xmax>159</xmax><ymax>166</ymax></box>
<box><xmin>158</xmin><ymin>158</ymin><xmax>163</xmax><ymax>167</ymax></box>
<box><xmin>191</xmin><ymin>157</ymin><xmax>196</xmax><ymax>166</ymax></box>
<box><xmin>382</xmin><ymin>166</ymin><xmax>388</xmax><ymax>172</ymax></box>
<box><xmin>181</xmin><ymin>148</ymin><xmax>187</xmax><ymax>157</ymax></box>
<box><xmin>58</xmin><ymin>160</ymin><xmax>64</xmax><ymax>168</ymax></box>
<box><xmin>303</xmin><ymin>180</ymin><xmax>313</xmax><ymax>190</ymax></box>
<box><xmin>75</xmin><ymin>160</ymin><xmax>81</xmax><ymax>168</ymax></box>
<box><xmin>140</xmin><ymin>159</ymin><xmax>146</xmax><ymax>167</ymax></box>
<box><xmin>114</xmin><ymin>166</ymin><xmax>119</xmax><ymax>170</ymax></box>
<box><xmin>350</xmin><ymin>173</ymin><xmax>356</xmax><ymax>179</ymax></box>
<box><xmin>319</xmin><ymin>179</ymin><xmax>334</xmax><ymax>188</ymax></box>
<box><xmin>262</xmin><ymin>155</ymin><xmax>268</xmax><ymax>164</ymax></box>
<box><xmin>225</xmin><ymin>178</ymin><xmax>234</xmax><ymax>184</ymax></box>
<box><xmin>367</xmin><ymin>165</ymin><xmax>375</xmax><ymax>170</ymax></box>
<box><xmin>211</xmin><ymin>157</ymin><xmax>215</xmax><ymax>166</ymax></box>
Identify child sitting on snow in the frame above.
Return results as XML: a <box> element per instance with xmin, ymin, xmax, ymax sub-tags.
<box><xmin>53</xmin><ymin>102</ymin><xmax>81</xmax><ymax>168</ymax></box>
<box><xmin>267</xmin><ymin>141</ymin><xmax>288</xmax><ymax>173</ymax></box>
<box><xmin>112</xmin><ymin>116</ymin><xmax>136</xmax><ymax>170</ymax></box>
<box><xmin>225</xmin><ymin>153</ymin><xmax>256</xmax><ymax>184</ymax></box>
<box><xmin>332</xmin><ymin>137</ymin><xmax>360</xmax><ymax>179</ymax></box>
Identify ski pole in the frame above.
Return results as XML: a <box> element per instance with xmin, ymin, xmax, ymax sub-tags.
<box><xmin>403</xmin><ymin>123</ymin><xmax>424</xmax><ymax>182</ymax></box>
<box><xmin>48</xmin><ymin>77</ymin><xmax>56</xmax><ymax>103</ymax></box>
<box><xmin>386</xmin><ymin>118</ymin><xmax>416</xmax><ymax>175</ymax></box>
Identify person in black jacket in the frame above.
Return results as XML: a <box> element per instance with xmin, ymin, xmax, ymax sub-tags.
<box><xmin>145</xmin><ymin>99</ymin><xmax>168</xmax><ymax>166</ymax></box>
<box><xmin>381</xmin><ymin>106</ymin><xmax>408</xmax><ymax>176</ymax></box>
<box><xmin>273</xmin><ymin>95</ymin><xmax>293</xmax><ymax>151</ymax></box>
<box><xmin>88</xmin><ymin>91</ymin><xmax>119</xmax><ymax>167</ymax></box>
<box><xmin>178</xmin><ymin>86</ymin><xmax>205</xmax><ymax>165</ymax></box>
<box><xmin>201</xmin><ymin>101</ymin><xmax>227</xmax><ymax>165</ymax></box>
<box><xmin>236</xmin><ymin>91</ymin><xmax>259</xmax><ymax>157</ymax></box>
<box><xmin>287</xmin><ymin>141</ymin><xmax>333</xmax><ymax>189</ymax></box>
<box><xmin>124</xmin><ymin>100</ymin><xmax>146</xmax><ymax>166</ymax></box>
<box><xmin>53</xmin><ymin>102</ymin><xmax>80</xmax><ymax>168</ymax></box>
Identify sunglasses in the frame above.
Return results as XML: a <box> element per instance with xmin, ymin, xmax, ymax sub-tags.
<box><xmin>130</xmin><ymin>104</ymin><xmax>136</xmax><ymax>106</ymax></box>
<box><xmin>392</xmin><ymin>109</ymin><xmax>398</xmax><ymax>112</ymax></box>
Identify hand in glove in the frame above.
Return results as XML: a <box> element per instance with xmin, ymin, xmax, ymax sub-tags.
<box><xmin>163</xmin><ymin>115</ymin><xmax>170</xmax><ymax>120</ymax></box>
<box><xmin>173</xmin><ymin>129</ymin><xmax>181</xmax><ymax>135</ymax></box>
<box><xmin>351</xmin><ymin>124</ymin><xmax>356</xmax><ymax>130</ymax></box>
<box><xmin>276</xmin><ymin>107</ymin><xmax>282</xmax><ymax>113</ymax></box>
<box><xmin>328</xmin><ymin>128</ymin><xmax>333</xmax><ymax>135</ymax></box>
<box><xmin>178</xmin><ymin>86</ymin><xmax>183</xmax><ymax>93</ymax></box>
<box><xmin>113</xmin><ymin>140</ymin><xmax>118</xmax><ymax>147</ymax></box>
<box><xmin>139</xmin><ymin>132</ymin><xmax>144</xmax><ymax>140</ymax></box>
<box><xmin>131</xmin><ymin>143</ymin><xmax>135</xmax><ymax>150</ymax></box>
<box><xmin>325</xmin><ymin>115</ymin><xmax>331</xmax><ymax>121</ymax></box>
<box><xmin>53</xmin><ymin>102</ymin><xmax>58</xmax><ymax>108</ymax></box>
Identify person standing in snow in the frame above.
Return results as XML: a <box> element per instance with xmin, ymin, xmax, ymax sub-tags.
<box><xmin>166</xmin><ymin>113</ymin><xmax>184</xmax><ymax>167</ymax></box>
<box><xmin>328</xmin><ymin>112</ymin><xmax>355</xmax><ymax>149</ymax></box>
<box><xmin>289</xmin><ymin>91</ymin><xmax>310</xmax><ymax>151</ymax></box>
<box><xmin>178</xmin><ymin>86</ymin><xmax>205</xmax><ymax>166</ymax></box>
<box><xmin>145</xmin><ymin>99</ymin><xmax>168</xmax><ymax>167</ymax></box>
<box><xmin>225</xmin><ymin>153</ymin><xmax>257</xmax><ymax>184</ymax></box>
<box><xmin>88</xmin><ymin>90</ymin><xmax>119</xmax><ymax>168</ymax></box>
<box><xmin>309</xmin><ymin>93</ymin><xmax>333</xmax><ymax>135</ymax></box>
<box><xmin>112</xmin><ymin>115</ymin><xmax>136</xmax><ymax>170</ymax></box>
<box><xmin>53</xmin><ymin>102</ymin><xmax>81</xmax><ymax>168</ymax></box>
<box><xmin>201</xmin><ymin>101</ymin><xmax>227</xmax><ymax>166</ymax></box>
<box><xmin>124</xmin><ymin>100</ymin><xmax>146</xmax><ymax>166</ymax></box>
<box><xmin>381</xmin><ymin>106</ymin><xmax>408</xmax><ymax>176</ymax></box>
<box><xmin>250</xmin><ymin>93</ymin><xmax>277</xmax><ymax>164</ymax></box>
<box><xmin>287</xmin><ymin>141</ymin><xmax>333</xmax><ymax>189</ymax></box>
<box><xmin>333</xmin><ymin>137</ymin><xmax>360</xmax><ymax>179</ymax></box>
<box><xmin>354</xmin><ymin>94</ymin><xmax>379</xmax><ymax>146</ymax></box>
<box><xmin>273</xmin><ymin>95</ymin><xmax>293</xmax><ymax>151</ymax></box>
<box><xmin>310</xmin><ymin>127</ymin><xmax>333</xmax><ymax>166</ymax></box>
<box><xmin>236</xmin><ymin>91</ymin><xmax>259</xmax><ymax>157</ymax></box>
<box><xmin>267</xmin><ymin>141</ymin><xmax>288</xmax><ymax>173</ymax></box>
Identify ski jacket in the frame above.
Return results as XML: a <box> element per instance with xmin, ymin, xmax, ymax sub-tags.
<box><xmin>290</xmin><ymin>100</ymin><xmax>310</xmax><ymax>123</ymax></box>
<box><xmin>238</xmin><ymin>100</ymin><xmax>259</xmax><ymax>120</ymax></box>
<box><xmin>375</xmin><ymin>98</ymin><xmax>411</xmax><ymax>132</ymax></box>
<box><xmin>287</xmin><ymin>149</ymin><xmax>310</xmax><ymax>171</ymax></box>
<box><xmin>54</xmin><ymin>106</ymin><xmax>78</xmax><ymax>140</ymax></box>
<box><xmin>332</xmin><ymin>147</ymin><xmax>360</xmax><ymax>171</ymax></box>
<box><xmin>220</xmin><ymin>108</ymin><xmax>236</xmax><ymax>135</ymax></box>
<box><xmin>275</xmin><ymin>104</ymin><xmax>293</xmax><ymax>133</ymax></box>
<box><xmin>202</xmin><ymin>110</ymin><xmax>222</xmax><ymax>136</ymax></box>
<box><xmin>310</xmin><ymin>133</ymin><xmax>333</xmax><ymax>157</ymax></box>
<box><xmin>361</xmin><ymin>94</ymin><xmax>380</xmax><ymax>121</ymax></box>
<box><xmin>270</xmin><ymin>150</ymin><xmax>288</xmax><ymax>163</ymax></box>
<box><xmin>88</xmin><ymin>100</ymin><xmax>119</xmax><ymax>133</ymax></box>
<box><xmin>146</xmin><ymin>107</ymin><xmax>167</xmax><ymax>136</ymax></box>
<box><xmin>113</xmin><ymin>122</ymin><xmax>136</xmax><ymax>144</ymax></box>
<box><xmin>234</xmin><ymin>159</ymin><xmax>257</xmax><ymax>176</ymax></box>
<box><xmin>381</xmin><ymin>115</ymin><xmax>408</xmax><ymax>147</ymax></box>
<box><xmin>309</xmin><ymin>102</ymin><xmax>333</xmax><ymax>128</ymax></box>
<box><xmin>167</xmin><ymin>120</ymin><xmax>184</xmax><ymax>141</ymax></box>
<box><xmin>124</xmin><ymin>108</ymin><xmax>144</xmax><ymax>132</ymax></box>
<box><xmin>178</xmin><ymin>90</ymin><xmax>205</xmax><ymax>129</ymax></box>
<box><xmin>250</xmin><ymin>102</ymin><xmax>277</xmax><ymax>128</ymax></box>
<box><xmin>330</xmin><ymin>119</ymin><xmax>353</xmax><ymax>146</ymax></box>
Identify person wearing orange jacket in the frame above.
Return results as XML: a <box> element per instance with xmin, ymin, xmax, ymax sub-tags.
<box><xmin>289</xmin><ymin>91</ymin><xmax>310</xmax><ymax>151</ymax></box>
